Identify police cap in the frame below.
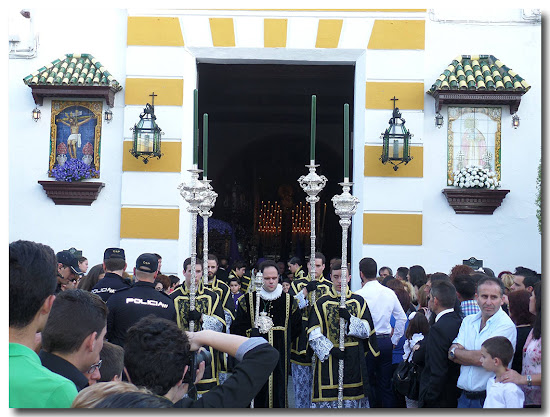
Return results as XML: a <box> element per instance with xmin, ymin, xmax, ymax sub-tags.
<box><xmin>104</xmin><ymin>248</ymin><xmax>126</xmax><ymax>261</ymax></box>
<box><xmin>136</xmin><ymin>253</ymin><xmax>158</xmax><ymax>273</ymax></box>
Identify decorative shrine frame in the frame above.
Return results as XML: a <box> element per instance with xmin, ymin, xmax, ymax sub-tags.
<box><xmin>49</xmin><ymin>100</ymin><xmax>102</xmax><ymax>177</ymax></box>
<box><xmin>447</xmin><ymin>106</ymin><xmax>502</xmax><ymax>185</ymax></box>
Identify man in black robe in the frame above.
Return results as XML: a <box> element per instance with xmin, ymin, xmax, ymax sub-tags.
<box><xmin>307</xmin><ymin>261</ymin><xmax>378</xmax><ymax>408</ymax></box>
<box><xmin>171</xmin><ymin>258</ymin><xmax>225</xmax><ymax>396</ymax></box>
<box><xmin>231</xmin><ymin>260</ymin><xmax>302</xmax><ymax>408</ymax></box>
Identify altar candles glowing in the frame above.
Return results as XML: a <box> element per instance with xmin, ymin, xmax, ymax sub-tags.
<box><xmin>203</xmin><ymin>113</ymin><xmax>208</xmax><ymax>178</ymax></box>
<box><xmin>193</xmin><ymin>89</ymin><xmax>199</xmax><ymax>166</ymax></box>
<box><xmin>344</xmin><ymin>103</ymin><xmax>349</xmax><ymax>179</ymax></box>
<box><xmin>310</xmin><ymin>95</ymin><xmax>316</xmax><ymax>162</ymax></box>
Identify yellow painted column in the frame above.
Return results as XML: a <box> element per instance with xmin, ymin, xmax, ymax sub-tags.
<box><xmin>264</xmin><ymin>19</ymin><xmax>288</xmax><ymax>47</ymax></box>
<box><xmin>127</xmin><ymin>16</ymin><xmax>184</xmax><ymax>46</ymax></box>
<box><xmin>316</xmin><ymin>19</ymin><xmax>343</xmax><ymax>48</ymax></box>
<box><xmin>363</xmin><ymin>213</ymin><xmax>422</xmax><ymax>245</ymax></box>
<box><xmin>210</xmin><ymin>18</ymin><xmax>236</xmax><ymax>47</ymax></box>
<box><xmin>368</xmin><ymin>20</ymin><xmax>425</xmax><ymax>50</ymax></box>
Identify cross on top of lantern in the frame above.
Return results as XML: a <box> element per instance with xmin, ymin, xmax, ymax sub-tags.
<box><xmin>379</xmin><ymin>96</ymin><xmax>413</xmax><ymax>171</ymax></box>
<box><xmin>130</xmin><ymin>92</ymin><xmax>163</xmax><ymax>164</ymax></box>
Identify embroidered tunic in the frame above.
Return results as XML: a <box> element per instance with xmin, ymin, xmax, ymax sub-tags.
<box><xmin>289</xmin><ymin>275</ymin><xmax>332</xmax><ymax>366</ymax></box>
<box><xmin>307</xmin><ymin>288</ymin><xmax>377</xmax><ymax>404</ymax></box>
<box><xmin>171</xmin><ymin>282</ymin><xmax>225</xmax><ymax>394</ymax></box>
<box><xmin>231</xmin><ymin>284</ymin><xmax>302</xmax><ymax>407</ymax></box>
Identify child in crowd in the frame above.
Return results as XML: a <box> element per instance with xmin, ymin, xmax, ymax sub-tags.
<box><xmin>281</xmin><ymin>277</ymin><xmax>292</xmax><ymax>293</ymax></box>
<box><xmin>481</xmin><ymin>336</ymin><xmax>525</xmax><ymax>408</ymax></box>
<box><xmin>228</xmin><ymin>277</ymin><xmax>244</xmax><ymax>311</ymax></box>
<box><xmin>402</xmin><ymin>311</ymin><xmax>430</xmax><ymax>408</ymax></box>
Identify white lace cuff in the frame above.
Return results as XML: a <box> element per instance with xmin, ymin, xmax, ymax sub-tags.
<box><xmin>347</xmin><ymin>315</ymin><xmax>370</xmax><ymax>339</ymax></box>
<box><xmin>202</xmin><ymin>314</ymin><xmax>224</xmax><ymax>332</ymax></box>
<box><xmin>224</xmin><ymin>311</ymin><xmax>232</xmax><ymax>332</ymax></box>
<box><xmin>308</xmin><ymin>328</ymin><xmax>333</xmax><ymax>362</ymax></box>
<box><xmin>295</xmin><ymin>290</ymin><xmax>308</xmax><ymax>309</ymax></box>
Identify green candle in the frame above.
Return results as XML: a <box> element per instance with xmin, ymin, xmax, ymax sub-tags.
<box><xmin>193</xmin><ymin>89</ymin><xmax>199</xmax><ymax>166</ymax></box>
<box><xmin>203</xmin><ymin>113</ymin><xmax>208</xmax><ymax>178</ymax></box>
<box><xmin>344</xmin><ymin>103</ymin><xmax>349</xmax><ymax>179</ymax></box>
<box><xmin>310</xmin><ymin>95</ymin><xmax>316</xmax><ymax>162</ymax></box>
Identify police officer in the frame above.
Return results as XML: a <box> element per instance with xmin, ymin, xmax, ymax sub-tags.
<box><xmin>55</xmin><ymin>250</ymin><xmax>84</xmax><ymax>293</ymax></box>
<box><xmin>106</xmin><ymin>253</ymin><xmax>177</xmax><ymax>347</ymax></box>
<box><xmin>91</xmin><ymin>248</ymin><xmax>130</xmax><ymax>302</ymax></box>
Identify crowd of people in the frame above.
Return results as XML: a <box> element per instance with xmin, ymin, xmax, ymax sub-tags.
<box><xmin>9</xmin><ymin>239</ymin><xmax>541</xmax><ymax>409</ymax></box>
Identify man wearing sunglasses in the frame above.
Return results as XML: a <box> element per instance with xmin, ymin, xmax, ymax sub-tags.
<box><xmin>39</xmin><ymin>289</ymin><xmax>108</xmax><ymax>392</ymax></box>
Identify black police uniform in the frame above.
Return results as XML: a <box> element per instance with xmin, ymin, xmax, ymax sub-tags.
<box><xmin>106</xmin><ymin>281</ymin><xmax>177</xmax><ymax>347</ymax></box>
<box><xmin>91</xmin><ymin>272</ymin><xmax>130</xmax><ymax>302</ymax></box>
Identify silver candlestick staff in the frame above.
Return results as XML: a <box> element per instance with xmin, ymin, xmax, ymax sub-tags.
<box><xmin>298</xmin><ymin>160</ymin><xmax>327</xmax><ymax>404</ymax></box>
<box><xmin>178</xmin><ymin>166</ymin><xmax>206</xmax><ymax>332</ymax></box>
<box><xmin>250</xmin><ymin>270</ymin><xmax>264</xmax><ymax>409</ymax></box>
<box><xmin>199</xmin><ymin>178</ymin><xmax>217</xmax><ymax>287</ymax></box>
<box><xmin>331</xmin><ymin>178</ymin><xmax>359</xmax><ymax>408</ymax></box>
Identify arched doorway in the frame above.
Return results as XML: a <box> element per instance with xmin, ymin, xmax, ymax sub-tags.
<box><xmin>198</xmin><ymin>63</ymin><xmax>354</xmax><ymax>267</ymax></box>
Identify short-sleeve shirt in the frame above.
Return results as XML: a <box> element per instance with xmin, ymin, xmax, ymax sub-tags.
<box><xmin>453</xmin><ymin>308</ymin><xmax>516</xmax><ymax>392</ymax></box>
<box><xmin>483</xmin><ymin>377</ymin><xmax>524</xmax><ymax>408</ymax></box>
<box><xmin>9</xmin><ymin>343</ymin><xmax>78</xmax><ymax>408</ymax></box>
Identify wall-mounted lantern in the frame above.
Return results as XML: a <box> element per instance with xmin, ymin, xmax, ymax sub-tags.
<box><xmin>32</xmin><ymin>107</ymin><xmax>41</xmax><ymax>122</ymax></box>
<box><xmin>512</xmin><ymin>113</ymin><xmax>520</xmax><ymax>129</ymax></box>
<box><xmin>104</xmin><ymin>108</ymin><xmax>113</xmax><ymax>123</ymax></box>
<box><xmin>380</xmin><ymin>97</ymin><xmax>413</xmax><ymax>171</ymax></box>
<box><xmin>435</xmin><ymin>112</ymin><xmax>444</xmax><ymax>128</ymax></box>
<box><xmin>130</xmin><ymin>92</ymin><xmax>163</xmax><ymax>164</ymax></box>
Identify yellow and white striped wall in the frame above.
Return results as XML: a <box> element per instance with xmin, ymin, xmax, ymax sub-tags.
<box><xmin>121</xmin><ymin>9</ymin><xmax>426</xmax><ymax>282</ymax></box>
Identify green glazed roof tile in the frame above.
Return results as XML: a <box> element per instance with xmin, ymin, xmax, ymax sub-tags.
<box><xmin>23</xmin><ymin>53</ymin><xmax>122</xmax><ymax>91</ymax></box>
<box><xmin>427</xmin><ymin>55</ymin><xmax>530</xmax><ymax>95</ymax></box>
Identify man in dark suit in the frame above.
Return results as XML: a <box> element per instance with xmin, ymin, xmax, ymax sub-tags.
<box><xmin>418</xmin><ymin>280</ymin><xmax>462</xmax><ymax>407</ymax></box>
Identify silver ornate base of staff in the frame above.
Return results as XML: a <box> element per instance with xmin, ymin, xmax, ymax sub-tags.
<box><xmin>298</xmin><ymin>162</ymin><xmax>327</xmax><ymax>404</ymax></box>
<box><xmin>251</xmin><ymin>271</ymin><xmax>264</xmax><ymax>409</ymax></box>
<box><xmin>178</xmin><ymin>167</ymin><xmax>206</xmax><ymax>332</ymax></box>
<box><xmin>199</xmin><ymin>178</ymin><xmax>218</xmax><ymax>287</ymax></box>
<box><xmin>331</xmin><ymin>179</ymin><xmax>359</xmax><ymax>408</ymax></box>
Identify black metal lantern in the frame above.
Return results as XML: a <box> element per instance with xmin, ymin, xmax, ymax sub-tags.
<box><xmin>104</xmin><ymin>108</ymin><xmax>113</xmax><ymax>123</ymax></box>
<box><xmin>130</xmin><ymin>92</ymin><xmax>163</xmax><ymax>164</ymax></box>
<box><xmin>380</xmin><ymin>97</ymin><xmax>413</xmax><ymax>171</ymax></box>
<box><xmin>435</xmin><ymin>112</ymin><xmax>444</xmax><ymax>128</ymax></box>
<box><xmin>512</xmin><ymin>113</ymin><xmax>520</xmax><ymax>129</ymax></box>
<box><xmin>32</xmin><ymin>107</ymin><xmax>41</xmax><ymax>122</ymax></box>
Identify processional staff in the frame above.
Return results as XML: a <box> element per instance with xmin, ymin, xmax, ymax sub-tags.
<box><xmin>178</xmin><ymin>89</ymin><xmax>206</xmax><ymax>332</ymax></box>
<box><xmin>250</xmin><ymin>270</ymin><xmax>264</xmax><ymax>409</ymax></box>
<box><xmin>298</xmin><ymin>95</ymin><xmax>327</xmax><ymax>401</ymax></box>
<box><xmin>331</xmin><ymin>103</ymin><xmax>359</xmax><ymax>408</ymax></box>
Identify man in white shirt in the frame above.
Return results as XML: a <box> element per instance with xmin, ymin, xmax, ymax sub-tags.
<box><xmin>448</xmin><ymin>276</ymin><xmax>516</xmax><ymax>408</ymax></box>
<box><xmin>355</xmin><ymin>257</ymin><xmax>406</xmax><ymax>408</ymax></box>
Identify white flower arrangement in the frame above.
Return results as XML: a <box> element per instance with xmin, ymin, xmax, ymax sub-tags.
<box><xmin>448</xmin><ymin>166</ymin><xmax>501</xmax><ymax>189</ymax></box>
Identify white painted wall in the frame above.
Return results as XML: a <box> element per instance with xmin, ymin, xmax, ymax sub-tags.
<box><xmin>360</xmin><ymin>10</ymin><xmax>542</xmax><ymax>280</ymax></box>
<box><xmin>8</xmin><ymin>8</ymin><xmax>128</xmax><ymax>270</ymax></box>
<box><xmin>9</xmin><ymin>8</ymin><xmax>541</xmax><ymax>283</ymax></box>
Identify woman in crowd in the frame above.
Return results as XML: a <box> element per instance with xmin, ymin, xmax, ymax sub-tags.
<box><xmin>77</xmin><ymin>264</ymin><xmax>105</xmax><ymax>292</ymax></box>
<box><xmin>507</xmin><ymin>289</ymin><xmax>535</xmax><ymax>373</ymax></box>
<box><xmin>403</xmin><ymin>312</ymin><xmax>430</xmax><ymax>408</ymax></box>
<box><xmin>498</xmin><ymin>281</ymin><xmax>541</xmax><ymax>408</ymax></box>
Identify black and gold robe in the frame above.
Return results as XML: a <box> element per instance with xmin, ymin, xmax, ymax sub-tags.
<box><xmin>205</xmin><ymin>275</ymin><xmax>236</xmax><ymax>374</ymax></box>
<box><xmin>231</xmin><ymin>285</ymin><xmax>302</xmax><ymax>408</ymax></box>
<box><xmin>289</xmin><ymin>275</ymin><xmax>332</xmax><ymax>366</ymax></box>
<box><xmin>171</xmin><ymin>282</ymin><xmax>225</xmax><ymax>395</ymax></box>
<box><xmin>307</xmin><ymin>288</ymin><xmax>378</xmax><ymax>403</ymax></box>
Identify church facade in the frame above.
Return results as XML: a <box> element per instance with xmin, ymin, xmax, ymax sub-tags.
<box><xmin>8</xmin><ymin>8</ymin><xmax>541</xmax><ymax>287</ymax></box>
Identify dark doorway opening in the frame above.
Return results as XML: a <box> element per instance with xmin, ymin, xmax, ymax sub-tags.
<box><xmin>197</xmin><ymin>63</ymin><xmax>354</xmax><ymax>268</ymax></box>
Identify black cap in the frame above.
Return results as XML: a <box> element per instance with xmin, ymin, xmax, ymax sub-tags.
<box><xmin>135</xmin><ymin>253</ymin><xmax>158</xmax><ymax>273</ymax></box>
<box><xmin>104</xmin><ymin>248</ymin><xmax>126</xmax><ymax>261</ymax></box>
<box><xmin>56</xmin><ymin>251</ymin><xmax>83</xmax><ymax>276</ymax></box>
